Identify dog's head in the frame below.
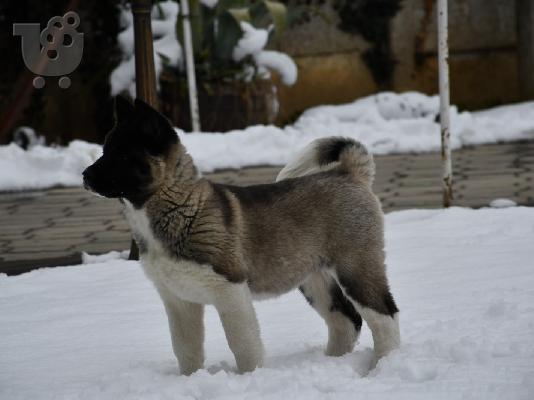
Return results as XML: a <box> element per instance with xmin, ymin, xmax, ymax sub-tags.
<box><xmin>83</xmin><ymin>96</ymin><xmax>179</xmax><ymax>207</ymax></box>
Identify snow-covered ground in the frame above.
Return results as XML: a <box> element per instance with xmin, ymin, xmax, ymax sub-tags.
<box><xmin>2</xmin><ymin>92</ymin><xmax>534</xmax><ymax>191</ymax></box>
<box><xmin>1</xmin><ymin>207</ymin><xmax>533</xmax><ymax>400</ymax></box>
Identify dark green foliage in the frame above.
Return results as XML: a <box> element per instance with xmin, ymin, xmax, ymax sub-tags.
<box><xmin>174</xmin><ymin>0</ymin><xmax>288</xmax><ymax>82</ymax></box>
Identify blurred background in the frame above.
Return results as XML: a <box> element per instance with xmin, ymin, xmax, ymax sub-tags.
<box><xmin>1</xmin><ymin>0</ymin><xmax>531</xmax><ymax>145</ymax></box>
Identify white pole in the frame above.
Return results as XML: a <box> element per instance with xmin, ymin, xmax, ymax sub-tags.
<box><xmin>180</xmin><ymin>0</ymin><xmax>201</xmax><ymax>132</ymax></box>
<box><xmin>437</xmin><ymin>0</ymin><xmax>453</xmax><ymax>207</ymax></box>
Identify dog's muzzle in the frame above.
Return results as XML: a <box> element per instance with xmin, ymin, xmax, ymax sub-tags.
<box><xmin>82</xmin><ymin>168</ymin><xmax>94</xmax><ymax>191</ymax></box>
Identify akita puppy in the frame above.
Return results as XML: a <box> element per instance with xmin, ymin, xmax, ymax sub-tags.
<box><xmin>83</xmin><ymin>97</ymin><xmax>400</xmax><ymax>375</ymax></box>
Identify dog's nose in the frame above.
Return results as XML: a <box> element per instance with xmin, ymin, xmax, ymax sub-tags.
<box><xmin>82</xmin><ymin>168</ymin><xmax>90</xmax><ymax>180</ymax></box>
<box><xmin>82</xmin><ymin>168</ymin><xmax>93</xmax><ymax>189</ymax></box>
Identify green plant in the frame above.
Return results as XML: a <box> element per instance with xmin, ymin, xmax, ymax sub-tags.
<box><xmin>176</xmin><ymin>0</ymin><xmax>290</xmax><ymax>81</ymax></box>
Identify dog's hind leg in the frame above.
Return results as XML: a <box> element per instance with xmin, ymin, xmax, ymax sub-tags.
<box><xmin>332</xmin><ymin>258</ymin><xmax>400</xmax><ymax>361</ymax></box>
<box><xmin>214</xmin><ymin>283</ymin><xmax>264</xmax><ymax>373</ymax></box>
<box><xmin>299</xmin><ymin>271</ymin><xmax>362</xmax><ymax>356</ymax></box>
<box><xmin>161</xmin><ymin>293</ymin><xmax>205</xmax><ymax>375</ymax></box>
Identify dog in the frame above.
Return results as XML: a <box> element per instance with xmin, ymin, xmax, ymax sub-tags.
<box><xmin>83</xmin><ymin>96</ymin><xmax>400</xmax><ymax>375</ymax></box>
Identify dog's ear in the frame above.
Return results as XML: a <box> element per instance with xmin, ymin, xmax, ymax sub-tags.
<box><xmin>115</xmin><ymin>95</ymin><xmax>134</xmax><ymax>122</ymax></box>
<box><xmin>134</xmin><ymin>98</ymin><xmax>174</xmax><ymax>133</ymax></box>
<box><xmin>134</xmin><ymin>98</ymin><xmax>166</xmax><ymax>123</ymax></box>
<box><xmin>134</xmin><ymin>98</ymin><xmax>178</xmax><ymax>155</ymax></box>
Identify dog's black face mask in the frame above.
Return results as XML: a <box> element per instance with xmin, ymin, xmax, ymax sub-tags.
<box><xmin>83</xmin><ymin>96</ymin><xmax>178</xmax><ymax>207</ymax></box>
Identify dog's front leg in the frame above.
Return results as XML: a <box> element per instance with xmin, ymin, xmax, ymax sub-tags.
<box><xmin>161</xmin><ymin>293</ymin><xmax>205</xmax><ymax>375</ymax></box>
<box><xmin>214</xmin><ymin>283</ymin><xmax>264</xmax><ymax>373</ymax></box>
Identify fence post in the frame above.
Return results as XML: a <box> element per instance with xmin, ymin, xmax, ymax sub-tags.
<box><xmin>132</xmin><ymin>0</ymin><xmax>158</xmax><ymax>106</ymax></box>
<box><xmin>437</xmin><ymin>0</ymin><xmax>453</xmax><ymax>207</ymax></box>
<box><xmin>180</xmin><ymin>0</ymin><xmax>201</xmax><ymax>132</ymax></box>
<box><xmin>129</xmin><ymin>0</ymin><xmax>158</xmax><ymax>260</ymax></box>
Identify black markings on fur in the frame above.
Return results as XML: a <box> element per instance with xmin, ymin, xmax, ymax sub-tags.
<box><xmin>212</xmin><ymin>184</ymin><xmax>233</xmax><ymax>227</ymax></box>
<box><xmin>151</xmin><ymin>190</ymin><xmax>202</xmax><ymax>260</ymax></box>
<box><xmin>222</xmin><ymin>179</ymin><xmax>300</xmax><ymax>208</ymax></box>
<box><xmin>82</xmin><ymin>99</ymin><xmax>178</xmax><ymax>207</ymax></box>
<box><xmin>329</xmin><ymin>283</ymin><xmax>362</xmax><ymax>332</ymax></box>
<box><xmin>383</xmin><ymin>291</ymin><xmax>399</xmax><ymax>316</ymax></box>
<box><xmin>337</xmin><ymin>275</ymin><xmax>398</xmax><ymax>317</ymax></box>
<box><xmin>317</xmin><ymin>138</ymin><xmax>362</xmax><ymax>166</ymax></box>
<box><xmin>299</xmin><ymin>286</ymin><xmax>314</xmax><ymax>306</ymax></box>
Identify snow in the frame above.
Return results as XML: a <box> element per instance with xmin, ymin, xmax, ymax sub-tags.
<box><xmin>180</xmin><ymin>92</ymin><xmax>534</xmax><ymax>172</ymax></box>
<box><xmin>1</xmin><ymin>207</ymin><xmax>533</xmax><ymax>400</ymax></box>
<box><xmin>254</xmin><ymin>50</ymin><xmax>298</xmax><ymax>85</ymax></box>
<box><xmin>490</xmin><ymin>198</ymin><xmax>518</xmax><ymax>208</ymax></box>
<box><xmin>232</xmin><ymin>22</ymin><xmax>298</xmax><ymax>85</ymax></box>
<box><xmin>1</xmin><ymin>92</ymin><xmax>534</xmax><ymax>191</ymax></box>
<box><xmin>233</xmin><ymin>22</ymin><xmax>269</xmax><ymax>62</ymax></box>
<box><xmin>0</xmin><ymin>140</ymin><xmax>101</xmax><ymax>191</ymax></box>
<box><xmin>81</xmin><ymin>250</ymin><xmax>129</xmax><ymax>264</ymax></box>
<box><xmin>200</xmin><ymin>0</ymin><xmax>218</xmax><ymax>8</ymax></box>
<box><xmin>110</xmin><ymin>1</ymin><xmax>182</xmax><ymax>98</ymax></box>
<box><xmin>110</xmin><ymin>0</ymin><xmax>296</xmax><ymax>97</ymax></box>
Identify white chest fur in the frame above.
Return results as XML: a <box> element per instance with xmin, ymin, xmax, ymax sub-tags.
<box><xmin>122</xmin><ymin>200</ymin><xmax>228</xmax><ymax>304</ymax></box>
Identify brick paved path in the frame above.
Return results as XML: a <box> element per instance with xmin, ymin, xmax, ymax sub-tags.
<box><xmin>1</xmin><ymin>141</ymin><xmax>533</xmax><ymax>275</ymax></box>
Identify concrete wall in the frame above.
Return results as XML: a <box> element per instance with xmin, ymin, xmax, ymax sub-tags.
<box><xmin>392</xmin><ymin>0</ymin><xmax>518</xmax><ymax>109</ymax></box>
<box><xmin>273</xmin><ymin>4</ymin><xmax>376</xmax><ymax>122</ymax></box>
<box><xmin>274</xmin><ymin>0</ymin><xmax>520</xmax><ymax>124</ymax></box>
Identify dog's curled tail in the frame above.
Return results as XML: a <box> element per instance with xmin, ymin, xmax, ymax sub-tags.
<box><xmin>276</xmin><ymin>137</ymin><xmax>375</xmax><ymax>185</ymax></box>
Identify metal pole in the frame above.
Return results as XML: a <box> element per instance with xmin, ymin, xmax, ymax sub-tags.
<box><xmin>180</xmin><ymin>0</ymin><xmax>201</xmax><ymax>132</ymax></box>
<box><xmin>437</xmin><ymin>0</ymin><xmax>453</xmax><ymax>207</ymax></box>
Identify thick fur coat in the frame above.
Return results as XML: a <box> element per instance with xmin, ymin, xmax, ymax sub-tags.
<box><xmin>83</xmin><ymin>97</ymin><xmax>400</xmax><ymax>375</ymax></box>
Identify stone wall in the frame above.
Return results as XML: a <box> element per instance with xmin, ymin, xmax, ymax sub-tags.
<box><xmin>272</xmin><ymin>4</ymin><xmax>375</xmax><ymax>122</ymax></box>
<box><xmin>274</xmin><ymin>0</ymin><xmax>520</xmax><ymax>124</ymax></box>
<box><xmin>392</xmin><ymin>0</ymin><xmax>518</xmax><ymax>109</ymax></box>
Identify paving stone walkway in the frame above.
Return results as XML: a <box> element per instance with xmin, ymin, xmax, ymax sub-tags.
<box><xmin>1</xmin><ymin>141</ymin><xmax>533</xmax><ymax>275</ymax></box>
